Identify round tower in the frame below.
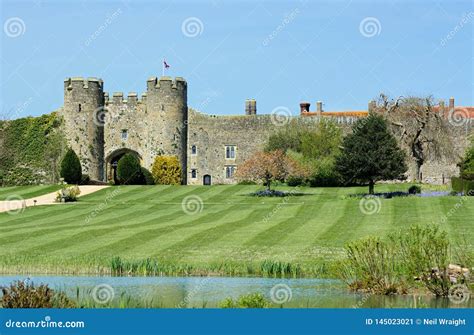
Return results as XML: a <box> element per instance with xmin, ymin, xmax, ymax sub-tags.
<box><xmin>62</xmin><ymin>77</ymin><xmax>105</xmax><ymax>181</ymax></box>
<box><xmin>146</xmin><ymin>76</ymin><xmax>188</xmax><ymax>184</ymax></box>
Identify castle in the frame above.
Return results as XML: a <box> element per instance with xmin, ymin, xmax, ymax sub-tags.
<box><xmin>60</xmin><ymin>76</ymin><xmax>473</xmax><ymax>185</ymax></box>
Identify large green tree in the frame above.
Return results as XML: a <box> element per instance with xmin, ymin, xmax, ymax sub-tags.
<box><xmin>60</xmin><ymin>148</ymin><xmax>82</xmax><ymax>184</ymax></box>
<box><xmin>336</xmin><ymin>114</ymin><xmax>407</xmax><ymax>194</ymax></box>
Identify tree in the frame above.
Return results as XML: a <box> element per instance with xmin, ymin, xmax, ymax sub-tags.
<box><xmin>151</xmin><ymin>155</ymin><xmax>181</xmax><ymax>185</ymax></box>
<box><xmin>117</xmin><ymin>153</ymin><xmax>143</xmax><ymax>185</ymax></box>
<box><xmin>60</xmin><ymin>148</ymin><xmax>82</xmax><ymax>184</ymax></box>
<box><xmin>336</xmin><ymin>114</ymin><xmax>407</xmax><ymax>194</ymax></box>
<box><xmin>300</xmin><ymin>118</ymin><xmax>342</xmax><ymax>159</ymax></box>
<box><xmin>372</xmin><ymin>94</ymin><xmax>453</xmax><ymax>181</ymax></box>
<box><xmin>235</xmin><ymin>150</ymin><xmax>308</xmax><ymax>190</ymax></box>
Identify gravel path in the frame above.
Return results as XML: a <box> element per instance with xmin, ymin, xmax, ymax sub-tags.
<box><xmin>0</xmin><ymin>185</ymin><xmax>109</xmax><ymax>213</ymax></box>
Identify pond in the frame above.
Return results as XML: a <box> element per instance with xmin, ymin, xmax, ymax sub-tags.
<box><xmin>0</xmin><ymin>276</ymin><xmax>472</xmax><ymax>308</ymax></box>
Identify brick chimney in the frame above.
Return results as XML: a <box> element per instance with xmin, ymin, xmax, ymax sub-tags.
<box><xmin>300</xmin><ymin>102</ymin><xmax>310</xmax><ymax>114</ymax></box>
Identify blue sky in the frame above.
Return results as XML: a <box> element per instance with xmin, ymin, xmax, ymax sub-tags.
<box><xmin>1</xmin><ymin>0</ymin><xmax>472</xmax><ymax>118</ymax></box>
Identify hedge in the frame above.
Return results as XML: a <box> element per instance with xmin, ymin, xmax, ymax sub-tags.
<box><xmin>451</xmin><ymin>177</ymin><xmax>474</xmax><ymax>195</ymax></box>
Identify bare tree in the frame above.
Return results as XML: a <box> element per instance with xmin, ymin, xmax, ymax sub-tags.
<box><xmin>373</xmin><ymin>94</ymin><xmax>454</xmax><ymax>181</ymax></box>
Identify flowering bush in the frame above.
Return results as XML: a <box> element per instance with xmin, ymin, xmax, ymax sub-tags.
<box><xmin>55</xmin><ymin>184</ymin><xmax>81</xmax><ymax>202</ymax></box>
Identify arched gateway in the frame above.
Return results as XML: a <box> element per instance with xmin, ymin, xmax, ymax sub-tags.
<box><xmin>105</xmin><ymin>148</ymin><xmax>143</xmax><ymax>184</ymax></box>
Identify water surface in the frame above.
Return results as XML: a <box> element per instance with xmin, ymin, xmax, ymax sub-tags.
<box><xmin>0</xmin><ymin>276</ymin><xmax>471</xmax><ymax>308</ymax></box>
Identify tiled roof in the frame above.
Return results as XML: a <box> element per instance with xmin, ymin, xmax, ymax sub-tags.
<box><xmin>301</xmin><ymin>110</ymin><xmax>368</xmax><ymax>117</ymax></box>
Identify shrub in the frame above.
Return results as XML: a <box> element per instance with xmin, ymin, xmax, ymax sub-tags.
<box><xmin>339</xmin><ymin>237</ymin><xmax>405</xmax><ymax>294</ymax></box>
<box><xmin>151</xmin><ymin>156</ymin><xmax>181</xmax><ymax>185</ymax></box>
<box><xmin>389</xmin><ymin>225</ymin><xmax>451</xmax><ymax>296</ymax></box>
<box><xmin>451</xmin><ymin>177</ymin><xmax>474</xmax><ymax>195</ymax></box>
<box><xmin>408</xmin><ymin>185</ymin><xmax>421</xmax><ymax>194</ymax></box>
<box><xmin>60</xmin><ymin>148</ymin><xmax>82</xmax><ymax>184</ymax></box>
<box><xmin>55</xmin><ymin>184</ymin><xmax>81</xmax><ymax>202</ymax></box>
<box><xmin>117</xmin><ymin>153</ymin><xmax>143</xmax><ymax>185</ymax></box>
<box><xmin>237</xmin><ymin>180</ymin><xmax>256</xmax><ymax>185</ymax></box>
<box><xmin>141</xmin><ymin>167</ymin><xmax>155</xmax><ymax>185</ymax></box>
<box><xmin>251</xmin><ymin>190</ymin><xmax>287</xmax><ymax>197</ymax></box>
<box><xmin>309</xmin><ymin>161</ymin><xmax>342</xmax><ymax>187</ymax></box>
<box><xmin>287</xmin><ymin>175</ymin><xmax>304</xmax><ymax>187</ymax></box>
<box><xmin>339</xmin><ymin>224</ymin><xmax>460</xmax><ymax>297</ymax></box>
<box><xmin>219</xmin><ymin>293</ymin><xmax>269</xmax><ymax>308</ymax></box>
<box><xmin>1</xmin><ymin>280</ymin><xmax>75</xmax><ymax>308</ymax></box>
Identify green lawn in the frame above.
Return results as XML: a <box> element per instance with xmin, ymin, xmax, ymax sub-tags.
<box><xmin>0</xmin><ymin>184</ymin><xmax>472</xmax><ymax>277</ymax></box>
<box><xmin>0</xmin><ymin>185</ymin><xmax>62</xmax><ymax>200</ymax></box>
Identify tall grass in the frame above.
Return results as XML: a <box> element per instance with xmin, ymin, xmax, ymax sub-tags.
<box><xmin>339</xmin><ymin>224</ymin><xmax>471</xmax><ymax>296</ymax></box>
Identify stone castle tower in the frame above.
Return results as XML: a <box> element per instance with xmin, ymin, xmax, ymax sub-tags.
<box><xmin>62</xmin><ymin>78</ymin><xmax>105</xmax><ymax>181</ymax></box>
<box><xmin>60</xmin><ymin>76</ymin><xmax>187</xmax><ymax>183</ymax></box>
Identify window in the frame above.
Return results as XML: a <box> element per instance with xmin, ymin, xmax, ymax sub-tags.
<box><xmin>191</xmin><ymin>145</ymin><xmax>197</xmax><ymax>155</ymax></box>
<box><xmin>121</xmin><ymin>129</ymin><xmax>128</xmax><ymax>140</ymax></box>
<box><xmin>78</xmin><ymin>104</ymin><xmax>81</xmax><ymax>112</ymax></box>
<box><xmin>225</xmin><ymin>145</ymin><xmax>236</xmax><ymax>159</ymax></box>
<box><xmin>225</xmin><ymin>165</ymin><xmax>236</xmax><ymax>179</ymax></box>
<box><xmin>191</xmin><ymin>169</ymin><xmax>197</xmax><ymax>179</ymax></box>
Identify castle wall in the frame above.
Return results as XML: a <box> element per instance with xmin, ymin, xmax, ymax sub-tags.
<box><xmin>186</xmin><ymin>110</ymin><xmax>357</xmax><ymax>185</ymax></box>
<box><xmin>59</xmin><ymin>76</ymin><xmax>472</xmax><ymax>186</ymax></box>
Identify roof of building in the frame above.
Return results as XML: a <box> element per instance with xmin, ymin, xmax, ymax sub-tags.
<box><xmin>301</xmin><ymin>110</ymin><xmax>368</xmax><ymax>117</ymax></box>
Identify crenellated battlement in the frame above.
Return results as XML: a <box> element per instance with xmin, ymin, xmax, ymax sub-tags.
<box><xmin>105</xmin><ymin>92</ymin><xmax>147</xmax><ymax>106</ymax></box>
<box><xmin>146</xmin><ymin>76</ymin><xmax>187</xmax><ymax>92</ymax></box>
<box><xmin>64</xmin><ymin>77</ymin><xmax>103</xmax><ymax>90</ymax></box>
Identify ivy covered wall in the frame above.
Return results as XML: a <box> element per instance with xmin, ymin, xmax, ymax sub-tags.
<box><xmin>0</xmin><ymin>112</ymin><xmax>66</xmax><ymax>186</ymax></box>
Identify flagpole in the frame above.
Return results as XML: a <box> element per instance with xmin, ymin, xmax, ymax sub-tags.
<box><xmin>162</xmin><ymin>58</ymin><xmax>164</xmax><ymax>77</ymax></box>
